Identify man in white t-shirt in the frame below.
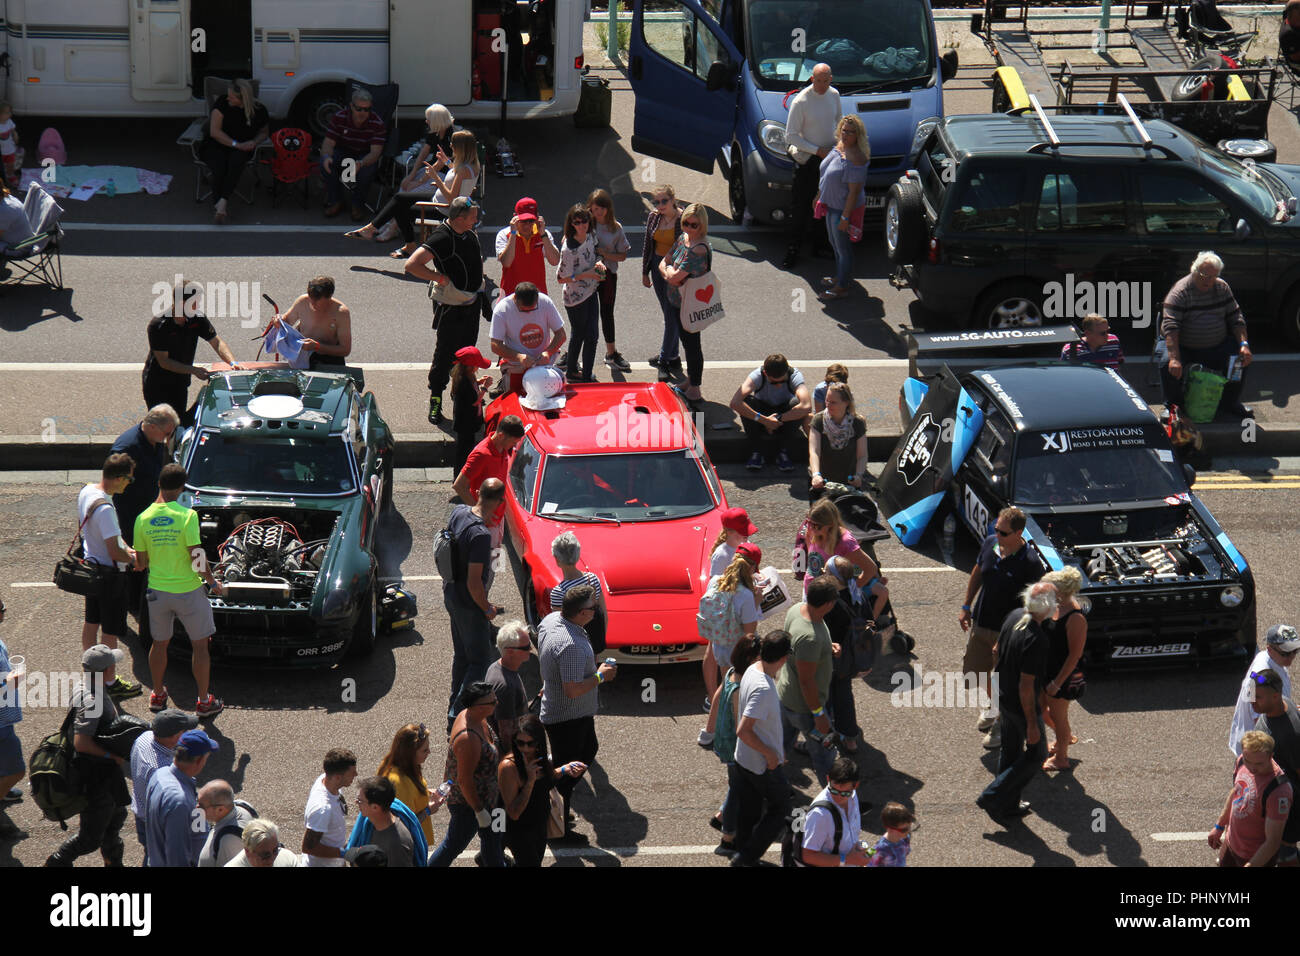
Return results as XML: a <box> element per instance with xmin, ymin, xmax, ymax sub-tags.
<box><xmin>782</xmin><ymin>63</ymin><xmax>841</xmax><ymax>269</ymax></box>
<box><xmin>301</xmin><ymin>748</ymin><xmax>357</xmax><ymax>867</ymax></box>
<box><xmin>800</xmin><ymin>756</ymin><xmax>871</xmax><ymax>866</ymax></box>
<box><xmin>76</xmin><ymin>452</ymin><xmax>141</xmax><ymax>698</ymax></box>
<box><xmin>1230</xmin><ymin>624</ymin><xmax>1299</xmax><ymax>756</ymax></box>
<box><xmin>489</xmin><ymin>281</ymin><xmax>566</xmax><ymax>394</ymax></box>
<box><xmin>730</xmin><ymin>630</ymin><xmax>792</xmax><ymax>866</ymax></box>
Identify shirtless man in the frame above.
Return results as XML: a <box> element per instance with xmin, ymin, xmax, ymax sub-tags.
<box><xmin>275</xmin><ymin>276</ymin><xmax>352</xmax><ymax>369</ymax></box>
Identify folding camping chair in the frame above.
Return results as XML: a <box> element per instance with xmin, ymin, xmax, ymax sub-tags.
<box><xmin>0</xmin><ymin>182</ymin><xmax>65</xmax><ymax>290</ymax></box>
<box><xmin>345</xmin><ymin>79</ymin><xmax>401</xmax><ymax>212</ymax></box>
<box><xmin>263</xmin><ymin>127</ymin><xmax>318</xmax><ymax>208</ymax></box>
<box><xmin>190</xmin><ymin>76</ymin><xmax>270</xmax><ymax>204</ymax></box>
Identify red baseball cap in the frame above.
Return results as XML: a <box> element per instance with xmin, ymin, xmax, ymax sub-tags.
<box><xmin>514</xmin><ymin>197</ymin><xmax>539</xmax><ymax>222</ymax></box>
<box><xmin>720</xmin><ymin>507</ymin><xmax>757</xmax><ymax>536</ymax></box>
<box><xmin>454</xmin><ymin>346</ymin><xmax>491</xmax><ymax>370</ymax></box>
<box><xmin>736</xmin><ymin>542</ymin><xmax>762</xmax><ymax>566</ymax></box>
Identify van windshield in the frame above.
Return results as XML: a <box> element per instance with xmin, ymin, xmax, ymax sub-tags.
<box><xmin>746</xmin><ymin>0</ymin><xmax>934</xmax><ymax>92</ymax></box>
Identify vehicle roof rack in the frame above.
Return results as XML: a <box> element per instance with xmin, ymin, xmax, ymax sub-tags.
<box><xmin>1116</xmin><ymin>93</ymin><xmax>1153</xmax><ymax>146</ymax></box>
<box><xmin>1027</xmin><ymin>93</ymin><xmax>1061</xmax><ymax>149</ymax></box>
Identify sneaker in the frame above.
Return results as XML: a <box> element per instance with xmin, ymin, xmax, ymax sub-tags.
<box><xmin>703</xmin><ymin>696</ymin><xmax>713</xmax><ymax>714</ymax></box>
<box><xmin>714</xmin><ymin>840</ymin><xmax>738</xmax><ymax>858</ymax></box>
<box><xmin>106</xmin><ymin>676</ymin><xmax>143</xmax><ymax>701</ymax></box>
<box><xmin>605</xmin><ymin>351</ymin><xmax>632</xmax><ymax>372</ymax></box>
<box><xmin>149</xmin><ymin>689</ymin><xmax>169</xmax><ymax>713</ymax></box>
<box><xmin>746</xmin><ymin>452</ymin><xmax>764</xmax><ymax>472</ymax></box>
<box><xmin>647</xmin><ymin>355</ymin><xmax>664</xmax><ymax>369</ymax></box>
<box><xmin>976</xmin><ymin>712</ymin><xmax>997</xmax><ymax>732</ymax></box>
<box><xmin>2</xmin><ymin>788</ymin><xmax>21</xmax><ymax>805</ymax></box>
<box><xmin>666</xmin><ymin>357</ymin><xmax>684</xmax><ymax>375</ymax></box>
<box><xmin>556</xmin><ymin>350</ymin><xmax>569</xmax><ymax>367</ymax></box>
<box><xmin>982</xmin><ymin>727</ymin><xmax>1001</xmax><ymax>750</ymax></box>
<box><xmin>775</xmin><ymin>449</ymin><xmax>795</xmax><ymax>473</ymax></box>
<box><xmin>697</xmin><ymin>729</ymin><xmax>715</xmax><ymax>748</ymax></box>
<box><xmin>428</xmin><ymin>395</ymin><xmax>442</xmax><ymax>424</ymax></box>
<box><xmin>657</xmin><ymin>365</ymin><xmax>671</xmax><ymax>383</ymax></box>
<box><xmin>196</xmin><ymin>694</ymin><xmax>224</xmax><ymax>719</ymax></box>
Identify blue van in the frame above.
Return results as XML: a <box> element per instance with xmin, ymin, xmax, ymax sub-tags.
<box><xmin>629</xmin><ymin>0</ymin><xmax>956</xmax><ymax>223</ymax></box>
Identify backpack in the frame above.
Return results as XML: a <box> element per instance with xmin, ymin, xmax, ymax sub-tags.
<box><xmin>697</xmin><ymin>580</ymin><xmax>742</xmax><ymax>650</ymax></box>
<box><xmin>212</xmin><ymin>799</ymin><xmax>259</xmax><ymax>854</ymax></box>
<box><xmin>29</xmin><ymin>707</ymin><xmax>88</xmax><ymax>829</ymax></box>
<box><xmin>780</xmin><ymin>798</ymin><xmax>843</xmax><ymax>867</ymax></box>
<box><xmin>1234</xmin><ymin>756</ymin><xmax>1288</xmax><ymax>816</ymax></box>
<box><xmin>434</xmin><ymin>527</ymin><xmax>458</xmax><ymax>585</ymax></box>
<box><xmin>712</xmin><ymin>673</ymin><xmax>741</xmax><ymax>765</ymax></box>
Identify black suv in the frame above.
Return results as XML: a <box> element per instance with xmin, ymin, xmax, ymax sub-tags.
<box><xmin>885</xmin><ymin>110</ymin><xmax>1300</xmax><ymax>343</ymax></box>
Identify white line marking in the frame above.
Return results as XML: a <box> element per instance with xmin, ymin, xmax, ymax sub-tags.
<box><xmin>10</xmin><ymin>582</ymin><xmax>56</xmax><ymax>588</ymax></box>
<box><xmin>1151</xmin><ymin>832</ymin><xmax>1209</xmax><ymax>842</ymax></box>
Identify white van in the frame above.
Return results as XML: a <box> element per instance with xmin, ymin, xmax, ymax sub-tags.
<box><xmin>0</xmin><ymin>0</ymin><xmax>587</xmax><ymax>132</ymax></box>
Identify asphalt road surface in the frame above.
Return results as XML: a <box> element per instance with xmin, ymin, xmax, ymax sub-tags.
<box><xmin>1</xmin><ymin>465</ymin><xmax>1296</xmax><ymax>869</ymax></box>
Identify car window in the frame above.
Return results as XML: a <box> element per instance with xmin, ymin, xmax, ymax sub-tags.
<box><xmin>947</xmin><ymin>166</ymin><xmax>1023</xmax><ymax>233</ymax></box>
<box><xmin>920</xmin><ymin>136</ymin><xmax>953</xmax><ymax>210</ymax></box>
<box><xmin>535</xmin><ymin>451</ymin><xmax>714</xmax><ymax>521</ymax></box>
<box><xmin>644</xmin><ymin>1</ymin><xmax>728</xmax><ymax>82</ymax></box>
<box><xmin>1034</xmin><ymin>169</ymin><xmax>1129</xmax><ymax>233</ymax></box>
<box><xmin>510</xmin><ymin>436</ymin><xmax>540</xmax><ymax>511</ymax></box>
<box><xmin>186</xmin><ymin>431</ymin><xmax>357</xmax><ymax>496</ymax></box>
<box><xmin>1194</xmin><ymin>143</ymin><xmax>1278</xmax><ymax>217</ymax></box>
<box><xmin>1136</xmin><ymin>172</ymin><xmax>1233</xmax><ymax>235</ymax></box>
<box><xmin>1014</xmin><ymin>426</ymin><xmax>1184</xmax><ymax>505</ymax></box>
<box><xmin>974</xmin><ymin>411</ymin><xmax>1013</xmax><ymax>483</ymax></box>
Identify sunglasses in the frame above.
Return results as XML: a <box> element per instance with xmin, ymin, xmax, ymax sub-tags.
<box><xmin>338</xmin><ymin>794</ymin><xmax>348</xmax><ymax>815</ymax></box>
<box><xmin>572</xmin><ymin>217</ymin><xmax>590</xmax><ymax>224</ymax></box>
<box><xmin>683</xmin><ymin>220</ymin><xmax>701</xmax><ymax>228</ymax></box>
<box><xmin>352</xmin><ymin>106</ymin><xmax>371</xmax><ymax>113</ymax></box>
<box><xmin>517</xmin><ymin>738</ymin><xmax>537</xmax><ymax>747</ymax></box>
<box><xmin>995</xmin><ymin>527</ymin><xmax>1014</xmax><ymax>537</ymax></box>
<box><xmin>654</xmin><ymin>198</ymin><xmax>673</xmax><ymax>206</ymax></box>
<box><xmin>1250</xmin><ymin>670</ymin><xmax>1284</xmax><ymax>685</ymax></box>
<box><xmin>509</xmin><ymin>643</ymin><xmax>531</xmax><ymax>651</ymax></box>
<box><xmin>827</xmin><ymin>784</ymin><xmax>857</xmax><ymax>797</ymax></box>
<box><xmin>415</xmin><ymin>723</ymin><xmax>429</xmax><ymax>742</ymax></box>
<box><xmin>250</xmin><ymin>843</ymin><xmax>280</xmax><ymax>860</ymax></box>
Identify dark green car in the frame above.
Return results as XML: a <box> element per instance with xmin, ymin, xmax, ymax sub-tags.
<box><xmin>172</xmin><ymin>367</ymin><xmax>400</xmax><ymax>665</ymax></box>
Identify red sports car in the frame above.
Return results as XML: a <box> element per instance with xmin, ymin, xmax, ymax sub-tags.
<box><xmin>486</xmin><ymin>381</ymin><xmax>729</xmax><ymax>664</ymax></box>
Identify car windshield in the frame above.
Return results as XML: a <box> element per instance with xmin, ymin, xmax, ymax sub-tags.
<box><xmin>186</xmin><ymin>431</ymin><xmax>357</xmax><ymax>496</ymax></box>
<box><xmin>1014</xmin><ymin>427</ymin><xmax>1186</xmax><ymax>506</ymax></box>
<box><xmin>1194</xmin><ymin>142</ymin><xmax>1279</xmax><ymax>217</ymax></box>
<box><xmin>746</xmin><ymin>0</ymin><xmax>933</xmax><ymax>92</ymax></box>
<box><xmin>536</xmin><ymin>451</ymin><xmax>714</xmax><ymax>520</ymax></box>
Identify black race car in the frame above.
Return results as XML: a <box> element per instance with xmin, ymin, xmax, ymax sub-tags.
<box><xmin>877</xmin><ymin>328</ymin><xmax>1255</xmax><ymax>667</ymax></box>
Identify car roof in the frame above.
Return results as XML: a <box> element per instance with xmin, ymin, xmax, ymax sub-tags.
<box><xmin>496</xmin><ymin>382</ymin><xmax>698</xmax><ymax>455</ymax></box>
<box><xmin>940</xmin><ymin>112</ymin><xmax>1199</xmax><ymax>163</ymax></box>
<box><xmin>196</xmin><ymin>369</ymin><xmax>354</xmax><ymax>439</ymax></box>
<box><xmin>968</xmin><ymin>363</ymin><xmax>1156</xmax><ymax>432</ymax></box>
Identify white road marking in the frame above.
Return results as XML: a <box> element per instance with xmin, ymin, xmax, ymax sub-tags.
<box><xmin>1151</xmin><ymin>832</ymin><xmax>1210</xmax><ymax>842</ymax></box>
<box><xmin>10</xmin><ymin>582</ymin><xmax>56</xmax><ymax>588</ymax></box>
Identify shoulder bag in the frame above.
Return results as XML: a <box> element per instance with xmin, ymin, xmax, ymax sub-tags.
<box><xmin>53</xmin><ymin>500</ymin><xmax>113</xmax><ymax>597</ymax></box>
<box><xmin>678</xmin><ymin>245</ymin><xmax>725</xmax><ymax>333</ymax></box>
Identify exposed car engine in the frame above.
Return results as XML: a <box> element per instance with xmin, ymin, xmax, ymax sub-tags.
<box><xmin>1082</xmin><ymin>542</ymin><xmax>1206</xmax><ymax>584</ymax></box>
<box><xmin>213</xmin><ymin>516</ymin><xmax>327</xmax><ymax>606</ymax></box>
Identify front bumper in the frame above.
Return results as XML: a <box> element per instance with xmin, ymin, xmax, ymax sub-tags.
<box><xmin>604</xmin><ymin>641</ymin><xmax>708</xmax><ymax>666</ymax></box>
<box><xmin>1080</xmin><ymin>599</ymin><xmax>1254</xmax><ymax>668</ymax></box>
<box><xmin>167</xmin><ymin>606</ymin><xmax>352</xmax><ymax>667</ymax></box>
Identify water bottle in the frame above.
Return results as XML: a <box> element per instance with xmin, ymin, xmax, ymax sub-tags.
<box><xmin>106</xmin><ymin>178</ymin><xmax>116</xmax><ymax>198</ymax></box>
<box><xmin>942</xmin><ymin>513</ymin><xmax>956</xmax><ymax>554</ymax></box>
<box><xmin>436</xmin><ymin>779</ymin><xmax>453</xmax><ymax>800</ymax></box>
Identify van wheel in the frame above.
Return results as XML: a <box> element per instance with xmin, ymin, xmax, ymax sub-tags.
<box><xmin>348</xmin><ymin>575</ymin><xmax>379</xmax><ymax>657</ymax></box>
<box><xmin>1281</xmin><ymin>285</ymin><xmax>1300</xmax><ymax>347</ymax></box>
<box><xmin>975</xmin><ymin>281</ymin><xmax>1045</xmax><ymax>329</ymax></box>
<box><xmin>1217</xmin><ymin>138</ymin><xmax>1276</xmax><ymax>165</ymax></box>
<box><xmin>293</xmin><ymin>84</ymin><xmax>348</xmax><ymax>141</ymax></box>
<box><xmin>885</xmin><ymin>180</ymin><xmax>925</xmax><ymax>265</ymax></box>
<box><xmin>728</xmin><ymin>155</ymin><xmax>747</xmax><ymax>222</ymax></box>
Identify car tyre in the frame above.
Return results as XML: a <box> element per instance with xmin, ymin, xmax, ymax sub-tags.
<box><xmin>974</xmin><ymin>280</ymin><xmax>1046</xmax><ymax>329</ymax></box>
<box><xmin>885</xmin><ymin>180</ymin><xmax>926</xmax><ymax>265</ymax></box>
<box><xmin>1216</xmin><ymin>138</ymin><xmax>1277</xmax><ymax>165</ymax></box>
<box><xmin>1172</xmin><ymin>56</ymin><xmax>1220</xmax><ymax>101</ymax></box>
<box><xmin>348</xmin><ymin>573</ymin><xmax>379</xmax><ymax>657</ymax></box>
<box><xmin>728</xmin><ymin>151</ymin><xmax>747</xmax><ymax>222</ymax></box>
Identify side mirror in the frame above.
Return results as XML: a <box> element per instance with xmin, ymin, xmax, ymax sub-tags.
<box><xmin>1183</xmin><ymin>463</ymin><xmax>1197</xmax><ymax>488</ymax></box>
<box><xmin>1234</xmin><ymin>218</ymin><xmax>1251</xmax><ymax>240</ymax></box>
<box><xmin>940</xmin><ymin>50</ymin><xmax>959</xmax><ymax>82</ymax></box>
<box><xmin>705</xmin><ymin>60</ymin><xmax>732</xmax><ymax>92</ymax></box>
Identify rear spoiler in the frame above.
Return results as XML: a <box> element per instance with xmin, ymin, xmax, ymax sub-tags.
<box><xmin>902</xmin><ymin>325</ymin><xmax>1082</xmax><ymax>377</ymax></box>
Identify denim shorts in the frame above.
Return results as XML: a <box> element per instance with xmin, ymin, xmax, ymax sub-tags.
<box><xmin>0</xmin><ymin>724</ymin><xmax>25</xmax><ymax>776</ymax></box>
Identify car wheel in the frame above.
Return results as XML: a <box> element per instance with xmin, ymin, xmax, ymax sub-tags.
<box><xmin>293</xmin><ymin>84</ymin><xmax>347</xmax><ymax>141</ymax></box>
<box><xmin>348</xmin><ymin>574</ymin><xmax>379</xmax><ymax>657</ymax></box>
<box><xmin>728</xmin><ymin>151</ymin><xmax>747</xmax><ymax>222</ymax></box>
<box><xmin>975</xmin><ymin>281</ymin><xmax>1045</xmax><ymax>329</ymax></box>
<box><xmin>1172</xmin><ymin>56</ymin><xmax>1220</xmax><ymax>101</ymax></box>
<box><xmin>885</xmin><ymin>180</ymin><xmax>926</xmax><ymax>265</ymax></box>
<box><xmin>1217</xmin><ymin>138</ymin><xmax>1277</xmax><ymax>165</ymax></box>
<box><xmin>1282</xmin><ymin>285</ymin><xmax>1300</xmax><ymax>347</ymax></box>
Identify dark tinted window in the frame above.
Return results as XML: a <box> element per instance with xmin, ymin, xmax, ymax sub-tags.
<box><xmin>510</xmin><ymin>436</ymin><xmax>540</xmax><ymax>510</ymax></box>
<box><xmin>948</xmin><ymin>166</ymin><xmax>1023</xmax><ymax>232</ymax></box>
<box><xmin>1034</xmin><ymin>169</ymin><xmax>1129</xmax><ymax>233</ymax></box>
<box><xmin>1137</xmin><ymin>172</ymin><xmax>1233</xmax><ymax>235</ymax></box>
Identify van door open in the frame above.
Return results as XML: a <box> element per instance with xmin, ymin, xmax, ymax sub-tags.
<box><xmin>391</xmin><ymin>0</ymin><xmax>472</xmax><ymax>107</ymax></box>
<box><xmin>128</xmin><ymin>0</ymin><xmax>192</xmax><ymax>102</ymax></box>
<box><xmin>629</xmin><ymin>0</ymin><xmax>741</xmax><ymax>175</ymax></box>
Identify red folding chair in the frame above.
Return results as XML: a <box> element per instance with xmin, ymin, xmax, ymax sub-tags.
<box><xmin>264</xmin><ymin>127</ymin><xmax>318</xmax><ymax>208</ymax></box>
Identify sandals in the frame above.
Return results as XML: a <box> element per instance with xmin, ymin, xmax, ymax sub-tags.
<box><xmin>375</xmin><ymin>222</ymin><xmax>400</xmax><ymax>242</ymax></box>
<box><xmin>1042</xmin><ymin>758</ymin><xmax>1072</xmax><ymax>772</ymax></box>
<box><xmin>343</xmin><ymin>227</ymin><xmax>374</xmax><ymax>240</ymax></box>
<box><xmin>818</xmin><ymin>287</ymin><xmax>849</xmax><ymax>301</ymax></box>
<box><xmin>389</xmin><ymin>244</ymin><xmax>418</xmax><ymax>260</ymax></box>
<box><xmin>1046</xmin><ymin>735</ymin><xmax>1078</xmax><ymax>755</ymax></box>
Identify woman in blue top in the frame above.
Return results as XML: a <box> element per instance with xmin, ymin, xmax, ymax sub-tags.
<box><xmin>815</xmin><ymin>115</ymin><xmax>869</xmax><ymax>301</ymax></box>
<box><xmin>659</xmin><ymin>203</ymin><xmax>712</xmax><ymax>407</ymax></box>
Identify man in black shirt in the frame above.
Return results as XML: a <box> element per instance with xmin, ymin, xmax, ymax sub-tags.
<box><xmin>1253</xmin><ymin>667</ymin><xmax>1300</xmax><ymax>864</ymax></box>
<box><xmin>404</xmin><ymin>196</ymin><xmax>486</xmax><ymax>423</ymax></box>
<box><xmin>977</xmin><ymin>581</ymin><xmax>1056</xmax><ymax>824</ymax></box>
<box><xmin>1282</xmin><ymin>1</ymin><xmax>1300</xmax><ymax>63</ymax></box>
<box><xmin>958</xmin><ymin>506</ymin><xmax>1044</xmax><ymax>750</ymax></box>
<box><xmin>143</xmin><ymin>280</ymin><xmax>239</xmax><ymax>427</ymax></box>
<box><xmin>444</xmin><ymin>477</ymin><xmax>505</xmax><ymax>731</ymax></box>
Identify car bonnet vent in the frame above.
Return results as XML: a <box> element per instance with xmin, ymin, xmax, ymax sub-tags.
<box><xmin>253</xmin><ymin>379</ymin><xmax>302</xmax><ymax>398</ymax></box>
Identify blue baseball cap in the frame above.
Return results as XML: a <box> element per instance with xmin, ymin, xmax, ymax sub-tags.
<box><xmin>177</xmin><ymin>729</ymin><xmax>219</xmax><ymax>756</ymax></box>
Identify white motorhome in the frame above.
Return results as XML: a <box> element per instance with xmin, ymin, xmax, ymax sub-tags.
<box><xmin>0</xmin><ymin>0</ymin><xmax>587</xmax><ymax>132</ymax></box>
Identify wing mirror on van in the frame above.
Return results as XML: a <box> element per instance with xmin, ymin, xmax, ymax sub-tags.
<box><xmin>1183</xmin><ymin>463</ymin><xmax>1197</xmax><ymax>488</ymax></box>
<box><xmin>705</xmin><ymin>60</ymin><xmax>734</xmax><ymax>92</ymax></box>
<box><xmin>1234</xmin><ymin>218</ymin><xmax>1251</xmax><ymax>239</ymax></box>
<box><xmin>940</xmin><ymin>50</ymin><xmax>959</xmax><ymax>82</ymax></box>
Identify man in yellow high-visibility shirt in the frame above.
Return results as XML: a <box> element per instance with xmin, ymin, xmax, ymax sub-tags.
<box><xmin>134</xmin><ymin>464</ymin><xmax>225</xmax><ymax>719</ymax></box>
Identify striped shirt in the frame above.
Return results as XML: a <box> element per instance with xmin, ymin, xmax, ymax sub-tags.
<box><xmin>549</xmin><ymin>572</ymin><xmax>602</xmax><ymax>614</ymax></box>
<box><xmin>130</xmin><ymin>730</ymin><xmax>174</xmax><ymax>818</ymax></box>
<box><xmin>324</xmin><ymin>109</ymin><xmax>387</xmax><ymax>156</ymax></box>
<box><xmin>1160</xmin><ymin>274</ymin><xmax>1245</xmax><ymax>350</ymax></box>
<box><xmin>537</xmin><ymin>611</ymin><xmax>599</xmax><ymax>725</ymax></box>
<box><xmin>1061</xmin><ymin>334</ymin><xmax>1125</xmax><ymax>368</ymax></box>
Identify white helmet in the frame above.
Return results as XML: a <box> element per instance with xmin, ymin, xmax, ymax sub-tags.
<box><xmin>520</xmin><ymin>365</ymin><xmax>566</xmax><ymax>411</ymax></box>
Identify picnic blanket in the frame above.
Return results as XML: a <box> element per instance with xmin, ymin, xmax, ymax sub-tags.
<box><xmin>18</xmin><ymin>165</ymin><xmax>173</xmax><ymax>197</ymax></box>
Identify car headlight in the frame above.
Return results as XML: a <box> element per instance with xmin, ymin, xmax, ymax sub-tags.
<box><xmin>1076</xmin><ymin>595</ymin><xmax>1092</xmax><ymax>615</ymax></box>
<box><xmin>323</xmin><ymin>589</ymin><xmax>353</xmax><ymax>618</ymax></box>
<box><xmin>1220</xmin><ymin>585</ymin><xmax>1245</xmax><ymax>608</ymax></box>
<box><xmin>758</xmin><ymin>120</ymin><xmax>788</xmax><ymax>160</ymax></box>
<box><xmin>908</xmin><ymin>116</ymin><xmax>940</xmax><ymax>162</ymax></box>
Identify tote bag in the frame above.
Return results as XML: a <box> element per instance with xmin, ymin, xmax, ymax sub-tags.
<box><xmin>679</xmin><ymin>272</ymin><xmax>725</xmax><ymax>333</ymax></box>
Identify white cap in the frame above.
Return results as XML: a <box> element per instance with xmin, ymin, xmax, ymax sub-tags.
<box><xmin>520</xmin><ymin>366</ymin><xmax>566</xmax><ymax>411</ymax></box>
